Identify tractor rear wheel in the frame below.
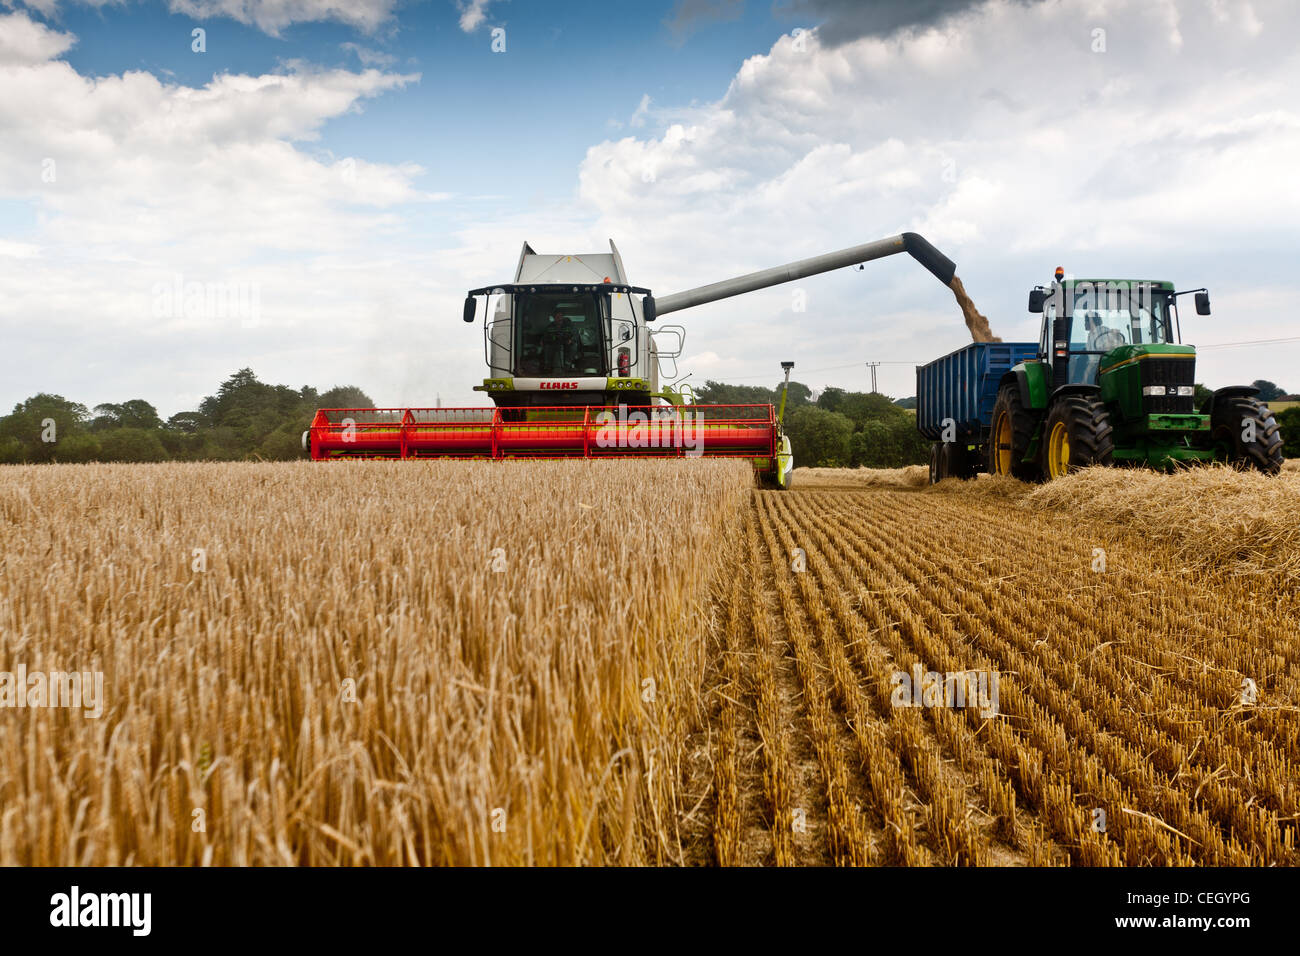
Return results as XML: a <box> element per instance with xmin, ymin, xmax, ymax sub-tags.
<box><xmin>1211</xmin><ymin>396</ymin><xmax>1283</xmax><ymax>475</ymax></box>
<box><xmin>1042</xmin><ymin>394</ymin><xmax>1114</xmax><ymax>480</ymax></box>
<box><xmin>987</xmin><ymin>384</ymin><xmax>1041</xmax><ymax>481</ymax></box>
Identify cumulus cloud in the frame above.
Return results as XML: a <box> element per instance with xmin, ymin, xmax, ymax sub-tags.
<box><xmin>0</xmin><ymin>10</ymin><xmax>74</xmax><ymax>64</ymax></box>
<box><xmin>0</xmin><ymin>10</ymin><xmax>445</xmax><ymax>413</ymax></box>
<box><xmin>628</xmin><ymin>93</ymin><xmax>651</xmax><ymax>128</ymax></box>
<box><xmin>3</xmin><ymin>1</ymin><xmax>1296</xmax><ymax>414</ymax></box>
<box><xmin>576</xmin><ymin>0</ymin><xmax>1300</xmax><ymax>397</ymax></box>
<box><xmin>340</xmin><ymin>41</ymin><xmax>397</xmax><ymax>67</ymax></box>
<box><xmin>456</xmin><ymin>0</ymin><xmax>500</xmax><ymax>33</ymax></box>
<box><xmin>166</xmin><ymin>0</ymin><xmax>400</xmax><ymax>36</ymax></box>
<box><xmin>776</xmin><ymin>0</ymin><xmax>1046</xmax><ymax>45</ymax></box>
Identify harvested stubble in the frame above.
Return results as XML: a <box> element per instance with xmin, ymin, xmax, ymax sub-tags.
<box><xmin>0</xmin><ymin>459</ymin><xmax>752</xmax><ymax>865</ymax></box>
<box><xmin>1022</xmin><ymin>464</ymin><xmax>1300</xmax><ymax>583</ymax></box>
<box><xmin>794</xmin><ymin>466</ymin><xmax>929</xmax><ymax>489</ymax></box>
<box><xmin>696</xmin><ymin>467</ymin><xmax>1299</xmax><ymax>866</ymax></box>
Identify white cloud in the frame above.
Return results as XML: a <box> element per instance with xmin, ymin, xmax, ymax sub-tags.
<box><xmin>628</xmin><ymin>93</ymin><xmax>651</xmax><ymax>128</ymax></box>
<box><xmin>4</xmin><ymin>1</ymin><xmax>1298</xmax><ymax>416</ymax></box>
<box><xmin>0</xmin><ymin>11</ymin><xmax>446</xmax><ymax>414</ymax></box>
<box><xmin>166</xmin><ymin>0</ymin><xmax>400</xmax><ymax>36</ymax></box>
<box><xmin>457</xmin><ymin>0</ymin><xmax>498</xmax><ymax>33</ymax></box>
<box><xmin>0</xmin><ymin>11</ymin><xmax>74</xmax><ymax>64</ymax></box>
<box><xmin>339</xmin><ymin>41</ymin><xmax>397</xmax><ymax>67</ymax></box>
<box><xmin>573</xmin><ymin>0</ymin><xmax>1300</xmax><ymax>397</ymax></box>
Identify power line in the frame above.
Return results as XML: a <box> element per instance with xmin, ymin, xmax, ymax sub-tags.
<box><xmin>1196</xmin><ymin>336</ymin><xmax>1300</xmax><ymax>351</ymax></box>
<box><xmin>717</xmin><ymin>360</ymin><xmax>920</xmax><ymax>382</ymax></box>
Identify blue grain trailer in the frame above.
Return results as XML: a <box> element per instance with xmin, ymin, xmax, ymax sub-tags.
<box><xmin>916</xmin><ymin>342</ymin><xmax>1038</xmax><ymax>483</ymax></box>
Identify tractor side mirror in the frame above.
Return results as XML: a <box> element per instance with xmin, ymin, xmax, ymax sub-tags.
<box><xmin>642</xmin><ymin>294</ymin><xmax>656</xmax><ymax>323</ymax></box>
<box><xmin>1027</xmin><ymin>289</ymin><xmax>1048</xmax><ymax>313</ymax></box>
<box><xmin>1194</xmin><ymin>291</ymin><xmax>1211</xmax><ymax>316</ymax></box>
<box><xmin>462</xmin><ymin>296</ymin><xmax>476</xmax><ymax>323</ymax></box>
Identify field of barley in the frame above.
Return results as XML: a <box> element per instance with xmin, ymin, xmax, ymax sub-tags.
<box><xmin>1</xmin><ymin>458</ymin><xmax>1297</xmax><ymax>866</ymax></box>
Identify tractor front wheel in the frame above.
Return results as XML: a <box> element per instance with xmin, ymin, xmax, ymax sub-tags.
<box><xmin>1042</xmin><ymin>395</ymin><xmax>1114</xmax><ymax>480</ymax></box>
<box><xmin>1211</xmin><ymin>396</ymin><xmax>1283</xmax><ymax>475</ymax></box>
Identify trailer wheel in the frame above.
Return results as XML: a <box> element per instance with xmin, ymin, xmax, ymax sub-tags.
<box><xmin>1211</xmin><ymin>396</ymin><xmax>1283</xmax><ymax>475</ymax></box>
<box><xmin>949</xmin><ymin>443</ymin><xmax>977</xmax><ymax>480</ymax></box>
<box><xmin>988</xmin><ymin>385</ymin><xmax>1041</xmax><ymax>481</ymax></box>
<box><xmin>1042</xmin><ymin>395</ymin><xmax>1114</xmax><ymax>480</ymax></box>
<box><xmin>931</xmin><ymin>441</ymin><xmax>976</xmax><ymax>483</ymax></box>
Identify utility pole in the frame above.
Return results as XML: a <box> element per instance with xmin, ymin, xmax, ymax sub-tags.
<box><xmin>866</xmin><ymin>362</ymin><xmax>880</xmax><ymax>393</ymax></box>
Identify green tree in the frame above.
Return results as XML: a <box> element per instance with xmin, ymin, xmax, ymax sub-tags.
<box><xmin>165</xmin><ymin>412</ymin><xmax>205</xmax><ymax>433</ymax></box>
<box><xmin>850</xmin><ymin>420</ymin><xmax>897</xmax><ymax>467</ymax></box>
<box><xmin>836</xmin><ymin>392</ymin><xmax>906</xmax><ymax>429</ymax></box>
<box><xmin>257</xmin><ymin>426</ymin><xmax>306</xmax><ymax>461</ymax></box>
<box><xmin>98</xmin><ymin>428</ymin><xmax>168</xmax><ymax>462</ymax></box>
<box><xmin>91</xmin><ymin>399</ymin><xmax>163</xmax><ymax>431</ymax></box>
<box><xmin>0</xmin><ymin>436</ymin><xmax>21</xmax><ymax>464</ymax></box>
<box><xmin>317</xmin><ymin>385</ymin><xmax>376</xmax><ymax>409</ymax></box>
<box><xmin>55</xmin><ymin>433</ymin><xmax>103</xmax><ymax>463</ymax></box>
<box><xmin>780</xmin><ymin>381</ymin><xmax>813</xmax><ymax>407</ymax></box>
<box><xmin>817</xmin><ymin>387</ymin><xmax>848</xmax><ymax>414</ymax></box>
<box><xmin>694</xmin><ymin>381</ymin><xmax>777</xmax><ymax>406</ymax></box>
<box><xmin>785</xmin><ymin>406</ymin><xmax>854</xmax><ymax>467</ymax></box>
<box><xmin>1252</xmin><ymin>379</ymin><xmax>1286</xmax><ymax>402</ymax></box>
<box><xmin>1276</xmin><ymin>407</ymin><xmax>1300</xmax><ymax>459</ymax></box>
<box><xmin>886</xmin><ymin>414</ymin><xmax>929</xmax><ymax>465</ymax></box>
<box><xmin>0</xmin><ymin>394</ymin><xmax>90</xmax><ymax>463</ymax></box>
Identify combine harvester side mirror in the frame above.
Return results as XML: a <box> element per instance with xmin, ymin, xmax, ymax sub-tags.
<box><xmin>1195</xmin><ymin>291</ymin><xmax>1211</xmax><ymax>315</ymax></box>
<box><xmin>642</xmin><ymin>294</ymin><xmax>656</xmax><ymax>323</ymax></box>
<box><xmin>1028</xmin><ymin>288</ymin><xmax>1048</xmax><ymax>313</ymax></box>
<box><xmin>463</xmin><ymin>296</ymin><xmax>477</xmax><ymax>323</ymax></box>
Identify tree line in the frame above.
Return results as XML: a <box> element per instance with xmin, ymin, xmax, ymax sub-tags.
<box><xmin>694</xmin><ymin>380</ymin><xmax>929</xmax><ymax>468</ymax></box>
<box><xmin>0</xmin><ymin>369</ymin><xmax>373</xmax><ymax>464</ymax></box>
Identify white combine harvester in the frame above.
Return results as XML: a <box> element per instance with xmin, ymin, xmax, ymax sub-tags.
<box><xmin>307</xmin><ymin>233</ymin><xmax>957</xmax><ymax>488</ymax></box>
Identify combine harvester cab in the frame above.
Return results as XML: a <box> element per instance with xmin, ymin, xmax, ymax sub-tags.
<box><xmin>309</xmin><ymin>234</ymin><xmax>961</xmax><ymax>488</ymax></box>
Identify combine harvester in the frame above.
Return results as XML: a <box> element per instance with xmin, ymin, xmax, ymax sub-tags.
<box><xmin>307</xmin><ymin>233</ymin><xmax>958</xmax><ymax>487</ymax></box>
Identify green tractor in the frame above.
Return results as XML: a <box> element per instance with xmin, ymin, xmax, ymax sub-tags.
<box><xmin>988</xmin><ymin>269</ymin><xmax>1284</xmax><ymax>481</ymax></box>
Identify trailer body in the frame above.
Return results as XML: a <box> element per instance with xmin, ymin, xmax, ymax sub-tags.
<box><xmin>916</xmin><ymin>342</ymin><xmax>1038</xmax><ymax>442</ymax></box>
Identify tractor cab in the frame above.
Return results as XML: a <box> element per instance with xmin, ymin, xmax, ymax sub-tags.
<box><xmin>1027</xmin><ymin>273</ymin><xmax>1207</xmax><ymax>419</ymax></box>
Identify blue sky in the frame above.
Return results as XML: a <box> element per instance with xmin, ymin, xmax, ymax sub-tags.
<box><xmin>47</xmin><ymin>1</ymin><xmax>798</xmax><ymax>226</ymax></box>
<box><xmin>1</xmin><ymin>0</ymin><xmax>1298</xmax><ymax>414</ymax></box>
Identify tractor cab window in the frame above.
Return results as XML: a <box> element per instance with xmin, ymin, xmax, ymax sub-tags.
<box><xmin>1130</xmin><ymin>294</ymin><xmax>1172</xmax><ymax>345</ymax></box>
<box><xmin>1065</xmin><ymin>286</ymin><xmax>1173</xmax><ymax>382</ymax></box>
<box><xmin>514</xmin><ymin>292</ymin><xmax>607</xmax><ymax>377</ymax></box>
<box><xmin>1069</xmin><ymin>287</ymin><xmax>1171</xmax><ymax>350</ymax></box>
